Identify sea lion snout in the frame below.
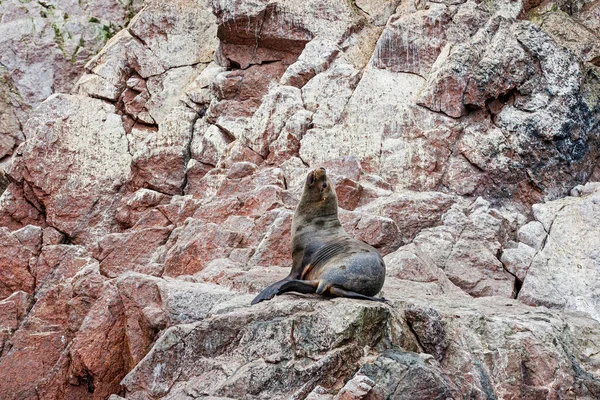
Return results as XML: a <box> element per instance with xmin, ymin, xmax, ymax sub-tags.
<box><xmin>313</xmin><ymin>167</ymin><xmax>327</xmax><ymax>180</ymax></box>
<box><xmin>307</xmin><ymin>167</ymin><xmax>327</xmax><ymax>186</ymax></box>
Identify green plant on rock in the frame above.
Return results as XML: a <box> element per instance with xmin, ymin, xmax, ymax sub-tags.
<box><xmin>100</xmin><ymin>22</ymin><xmax>118</xmax><ymax>40</ymax></box>
<box><xmin>70</xmin><ymin>36</ymin><xmax>86</xmax><ymax>63</ymax></box>
<box><xmin>51</xmin><ymin>22</ymin><xmax>66</xmax><ymax>55</ymax></box>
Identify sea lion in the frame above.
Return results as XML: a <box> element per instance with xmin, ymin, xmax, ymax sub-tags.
<box><xmin>251</xmin><ymin>167</ymin><xmax>386</xmax><ymax>304</ymax></box>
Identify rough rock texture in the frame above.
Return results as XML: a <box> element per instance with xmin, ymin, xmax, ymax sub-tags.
<box><xmin>1</xmin><ymin>0</ymin><xmax>600</xmax><ymax>399</ymax></box>
<box><xmin>413</xmin><ymin>198</ymin><xmax>517</xmax><ymax>297</ymax></box>
<box><xmin>9</xmin><ymin>95</ymin><xmax>132</xmax><ymax>245</ymax></box>
<box><xmin>0</xmin><ymin>0</ymin><xmax>143</xmax><ymax>166</ymax></box>
<box><xmin>518</xmin><ymin>183</ymin><xmax>600</xmax><ymax>321</ymax></box>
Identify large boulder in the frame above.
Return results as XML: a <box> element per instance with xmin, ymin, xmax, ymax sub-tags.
<box><xmin>120</xmin><ymin>298</ymin><xmax>415</xmax><ymax>399</ymax></box>
<box><xmin>413</xmin><ymin>199</ymin><xmax>516</xmax><ymax>298</ymax></box>
<box><xmin>8</xmin><ymin>94</ymin><xmax>132</xmax><ymax>245</ymax></box>
<box><xmin>519</xmin><ymin>183</ymin><xmax>600</xmax><ymax>321</ymax></box>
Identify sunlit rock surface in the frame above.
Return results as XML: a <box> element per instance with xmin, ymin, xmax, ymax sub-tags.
<box><xmin>1</xmin><ymin>0</ymin><xmax>600</xmax><ymax>399</ymax></box>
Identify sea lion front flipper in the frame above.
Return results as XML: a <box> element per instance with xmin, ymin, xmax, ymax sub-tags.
<box><xmin>251</xmin><ymin>279</ymin><xmax>289</xmax><ymax>305</ymax></box>
<box><xmin>276</xmin><ymin>279</ymin><xmax>319</xmax><ymax>296</ymax></box>
<box><xmin>328</xmin><ymin>286</ymin><xmax>388</xmax><ymax>303</ymax></box>
<box><xmin>251</xmin><ymin>279</ymin><xmax>320</xmax><ymax>305</ymax></box>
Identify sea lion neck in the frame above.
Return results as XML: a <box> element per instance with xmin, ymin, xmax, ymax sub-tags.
<box><xmin>295</xmin><ymin>194</ymin><xmax>339</xmax><ymax>223</ymax></box>
<box><xmin>292</xmin><ymin>168</ymin><xmax>343</xmax><ymax>235</ymax></box>
<box><xmin>296</xmin><ymin>182</ymin><xmax>339</xmax><ymax>224</ymax></box>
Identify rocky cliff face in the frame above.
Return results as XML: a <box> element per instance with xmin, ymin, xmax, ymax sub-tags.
<box><xmin>1</xmin><ymin>0</ymin><xmax>599</xmax><ymax>399</ymax></box>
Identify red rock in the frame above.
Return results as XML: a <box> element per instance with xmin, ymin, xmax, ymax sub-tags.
<box><xmin>227</xmin><ymin>161</ymin><xmax>259</xmax><ymax>180</ymax></box>
<box><xmin>11</xmin><ymin>224</ymin><xmax>41</xmax><ymax>251</ymax></box>
<box><xmin>249</xmin><ymin>210</ymin><xmax>293</xmax><ymax>267</ymax></box>
<box><xmin>214</xmin><ymin>2</ymin><xmax>311</xmax><ymax>69</ymax></box>
<box><xmin>156</xmin><ymin>195</ymin><xmax>201</xmax><ymax>227</ymax></box>
<box><xmin>95</xmin><ymin>225</ymin><xmax>173</xmax><ymax>278</ymax></box>
<box><xmin>240</xmin><ymin>185</ymin><xmax>286</xmax><ymax>216</ymax></box>
<box><xmin>246</xmin><ymin>85</ymin><xmax>305</xmax><ymax>157</ymax></box>
<box><xmin>115</xmin><ymin>189</ymin><xmax>170</xmax><ymax>228</ymax></box>
<box><xmin>190</xmin><ymin>122</ymin><xmax>234</xmax><ymax>168</ymax></box>
<box><xmin>130</xmin><ymin>107</ymin><xmax>198</xmax><ymax>196</ymax></box>
<box><xmin>0</xmin><ymin>254</ymin><xmax>105</xmax><ymax>400</ymax></box>
<box><xmin>185</xmin><ymin>167</ymin><xmax>227</xmax><ymax>199</ymax></box>
<box><xmin>185</xmin><ymin>159</ymin><xmax>215</xmax><ymax>193</ymax></box>
<box><xmin>334</xmin><ymin>178</ymin><xmax>364</xmax><ymax>211</ymax></box>
<box><xmin>357</xmin><ymin>191</ymin><xmax>456</xmax><ymax>246</ymax></box>
<box><xmin>163</xmin><ymin>221</ymin><xmax>246</xmax><ymax>276</ymax></box>
<box><xmin>0</xmin><ymin>183</ymin><xmax>46</xmax><ymax>230</ymax></box>
<box><xmin>219</xmin><ymin>141</ymin><xmax>265</xmax><ymax>168</ymax></box>
<box><xmin>280</xmin><ymin>38</ymin><xmax>340</xmax><ymax>88</ymax></box>
<box><xmin>128</xmin><ymin>208</ymin><xmax>172</xmax><ymax>230</ymax></box>
<box><xmin>334</xmin><ymin>374</ymin><xmax>384</xmax><ymax>400</ymax></box>
<box><xmin>33</xmin><ymin>245</ymin><xmax>99</xmax><ymax>299</ymax></box>
<box><xmin>42</xmin><ymin>227</ymin><xmax>66</xmax><ymax>246</ymax></box>
<box><xmin>0</xmin><ymin>291</ymin><xmax>31</xmax><ymax>353</ymax></box>
<box><xmin>386</xmin><ymin>244</ymin><xmax>451</xmax><ymax>285</ymax></box>
<box><xmin>70</xmin><ymin>272</ymin><xmax>238</xmax><ymax>399</ymax></box>
<box><xmin>0</xmin><ymin>227</ymin><xmax>36</xmax><ymax>299</ymax></box>
<box><xmin>68</xmin><ymin>283</ymin><xmax>127</xmax><ymax>400</ymax></box>
<box><xmin>2</xmin><ymin>0</ymin><xmax>600</xmax><ymax>398</ymax></box>
<box><xmin>206</xmin><ymin>63</ymin><xmax>289</xmax><ymax>131</ymax></box>
<box><xmin>192</xmin><ymin>196</ymin><xmax>245</xmax><ymax>225</ymax></box>
<box><xmin>116</xmin><ymin>275</ymin><xmax>166</xmax><ymax>367</ymax></box>
<box><xmin>9</xmin><ymin>94</ymin><xmax>132</xmax><ymax>245</ymax></box>
<box><xmin>306</xmin><ymin>385</ymin><xmax>334</xmax><ymax>400</ymax></box>
<box><xmin>322</xmin><ymin>156</ymin><xmax>363</xmax><ymax>182</ymax></box>
<box><xmin>339</xmin><ymin>210</ymin><xmax>400</xmax><ymax>256</ymax></box>
<box><xmin>267</xmin><ymin>109</ymin><xmax>313</xmax><ymax>163</ymax></box>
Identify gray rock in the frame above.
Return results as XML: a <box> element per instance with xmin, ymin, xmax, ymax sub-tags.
<box><xmin>359</xmin><ymin>350</ymin><xmax>460</xmax><ymax>400</ymax></box>
<box><xmin>121</xmin><ymin>299</ymin><xmax>411</xmax><ymax>400</ymax></box>
<box><xmin>516</xmin><ymin>220</ymin><xmax>547</xmax><ymax>251</ymax></box>
<box><xmin>414</xmin><ymin>199</ymin><xmax>516</xmax><ymax>298</ymax></box>
<box><xmin>519</xmin><ymin>186</ymin><xmax>600</xmax><ymax>321</ymax></box>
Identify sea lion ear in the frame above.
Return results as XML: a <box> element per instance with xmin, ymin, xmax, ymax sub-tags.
<box><xmin>307</xmin><ymin>171</ymin><xmax>315</xmax><ymax>186</ymax></box>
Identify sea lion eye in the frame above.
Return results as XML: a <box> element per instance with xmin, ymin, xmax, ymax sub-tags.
<box><xmin>308</xmin><ymin>172</ymin><xmax>315</xmax><ymax>185</ymax></box>
<box><xmin>322</xmin><ymin>182</ymin><xmax>327</xmax><ymax>189</ymax></box>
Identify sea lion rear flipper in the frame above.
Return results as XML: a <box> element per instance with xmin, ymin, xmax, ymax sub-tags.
<box><xmin>328</xmin><ymin>286</ymin><xmax>388</xmax><ymax>303</ymax></box>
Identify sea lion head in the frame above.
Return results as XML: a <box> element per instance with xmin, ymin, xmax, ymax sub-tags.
<box><xmin>297</xmin><ymin>167</ymin><xmax>339</xmax><ymax>218</ymax></box>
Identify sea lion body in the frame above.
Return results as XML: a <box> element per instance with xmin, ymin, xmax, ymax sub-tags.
<box><xmin>251</xmin><ymin>167</ymin><xmax>386</xmax><ymax>304</ymax></box>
